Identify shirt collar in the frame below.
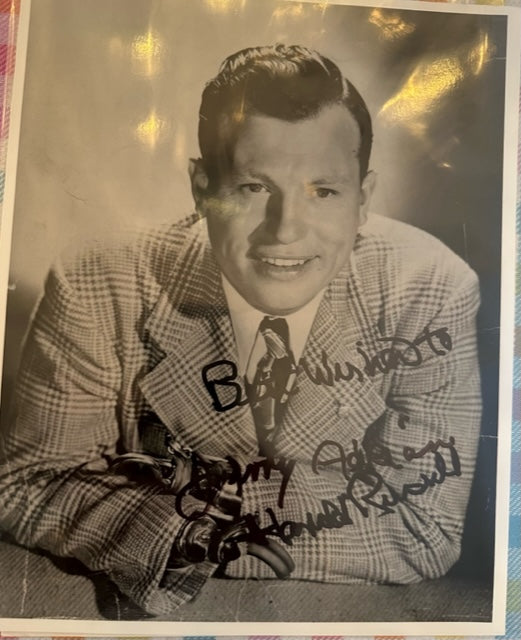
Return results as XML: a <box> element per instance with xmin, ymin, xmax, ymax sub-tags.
<box><xmin>222</xmin><ymin>275</ymin><xmax>324</xmax><ymax>375</ymax></box>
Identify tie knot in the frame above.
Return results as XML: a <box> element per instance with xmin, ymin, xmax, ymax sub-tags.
<box><xmin>259</xmin><ymin>316</ymin><xmax>290</xmax><ymax>360</ymax></box>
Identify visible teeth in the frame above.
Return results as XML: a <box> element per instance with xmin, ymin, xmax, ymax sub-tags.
<box><xmin>261</xmin><ymin>257</ymin><xmax>307</xmax><ymax>267</ymax></box>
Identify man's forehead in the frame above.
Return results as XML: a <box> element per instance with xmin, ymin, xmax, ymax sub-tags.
<box><xmin>217</xmin><ymin>104</ymin><xmax>362</xmax><ymax>157</ymax></box>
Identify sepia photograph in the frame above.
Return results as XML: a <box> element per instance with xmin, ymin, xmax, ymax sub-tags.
<box><xmin>0</xmin><ymin>0</ymin><xmax>518</xmax><ymax>634</ymax></box>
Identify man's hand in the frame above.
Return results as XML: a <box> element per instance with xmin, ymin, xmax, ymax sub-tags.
<box><xmin>109</xmin><ymin>447</ymin><xmax>294</xmax><ymax>579</ymax></box>
<box><xmin>166</xmin><ymin>510</ymin><xmax>294</xmax><ymax>578</ymax></box>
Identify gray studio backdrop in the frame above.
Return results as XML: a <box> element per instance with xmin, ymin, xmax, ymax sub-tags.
<box><xmin>2</xmin><ymin>0</ymin><xmax>505</xmax><ymax>578</ymax></box>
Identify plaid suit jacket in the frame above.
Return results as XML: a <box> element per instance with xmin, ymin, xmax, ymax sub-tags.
<box><xmin>0</xmin><ymin>213</ymin><xmax>481</xmax><ymax>615</ymax></box>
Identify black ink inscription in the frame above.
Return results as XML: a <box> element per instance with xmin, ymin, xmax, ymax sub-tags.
<box><xmin>240</xmin><ymin>500</ymin><xmax>354</xmax><ymax>547</ymax></box>
<box><xmin>299</xmin><ymin>350</ymin><xmax>364</xmax><ymax>387</ymax></box>
<box><xmin>343</xmin><ymin>437</ymin><xmax>460</xmax><ymax>517</ymax></box>
<box><xmin>201</xmin><ymin>359</ymin><xmax>299</xmax><ymax>412</ymax></box>
<box><xmin>237</xmin><ymin>436</ymin><xmax>460</xmax><ymax>547</ymax></box>
<box><xmin>303</xmin><ymin>326</ymin><xmax>452</xmax><ymax>388</ymax></box>
<box><xmin>202</xmin><ymin>327</ymin><xmax>452</xmax><ymax>410</ymax></box>
<box><xmin>175</xmin><ymin>452</ymin><xmax>296</xmax><ymax>520</ymax></box>
<box><xmin>201</xmin><ymin>359</ymin><xmax>249</xmax><ymax>412</ymax></box>
<box><xmin>173</xmin><ymin>429</ymin><xmax>461</xmax><ymax>551</ymax></box>
<box><xmin>311</xmin><ymin>438</ymin><xmax>403</xmax><ymax>479</ymax></box>
<box><xmin>357</xmin><ymin>326</ymin><xmax>452</xmax><ymax>376</ymax></box>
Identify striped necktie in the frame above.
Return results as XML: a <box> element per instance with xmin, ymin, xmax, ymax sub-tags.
<box><xmin>248</xmin><ymin>316</ymin><xmax>297</xmax><ymax>456</ymax></box>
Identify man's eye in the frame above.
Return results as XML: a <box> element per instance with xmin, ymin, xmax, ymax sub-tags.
<box><xmin>241</xmin><ymin>183</ymin><xmax>269</xmax><ymax>194</ymax></box>
<box><xmin>315</xmin><ymin>187</ymin><xmax>338</xmax><ymax>199</ymax></box>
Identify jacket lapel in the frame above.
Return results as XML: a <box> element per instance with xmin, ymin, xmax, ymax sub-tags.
<box><xmin>278</xmin><ymin>258</ymin><xmax>387</xmax><ymax>461</ymax></box>
<box><xmin>138</xmin><ymin>221</ymin><xmax>258</xmax><ymax>460</ymax></box>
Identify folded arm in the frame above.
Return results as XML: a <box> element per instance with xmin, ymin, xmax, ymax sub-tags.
<box><xmin>0</xmin><ymin>262</ymin><xmax>216</xmax><ymax>615</ymax></box>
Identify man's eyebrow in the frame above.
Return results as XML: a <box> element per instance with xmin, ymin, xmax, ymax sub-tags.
<box><xmin>310</xmin><ymin>176</ymin><xmax>351</xmax><ymax>185</ymax></box>
<box><xmin>231</xmin><ymin>171</ymin><xmax>354</xmax><ymax>186</ymax></box>
<box><xmin>232</xmin><ymin>170</ymin><xmax>273</xmax><ymax>183</ymax></box>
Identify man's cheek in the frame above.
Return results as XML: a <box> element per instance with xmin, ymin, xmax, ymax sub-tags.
<box><xmin>205</xmin><ymin>197</ymin><xmax>244</xmax><ymax>220</ymax></box>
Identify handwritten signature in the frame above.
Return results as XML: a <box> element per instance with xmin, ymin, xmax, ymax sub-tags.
<box><xmin>174</xmin><ymin>433</ymin><xmax>461</xmax><ymax>548</ymax></box>
<box><xmin>250</xmin><ymin>436</ymin><xmax>460</xmax><ymax>547</ymax></box>
<box><xmin>201</xmin><ymin>326</ymin><xmax>452</xmax><ymax>412</ymax></box>
<box><xmin>175</xmin><ymin>452</ymin><xmax>296</xmax><ymax>520</ymax></box>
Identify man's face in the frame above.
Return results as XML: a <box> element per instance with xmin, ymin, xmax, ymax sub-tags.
<box><xmin>197</xmin><ymin>104</ymin><xmax>375</xmax><ymax>316</ymax></box>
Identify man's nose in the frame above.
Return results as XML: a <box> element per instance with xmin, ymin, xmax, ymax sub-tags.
<box><xmin>265</xmin><ymin>191</ymin><xmax>306</xmax><ymax>244</ymax></box>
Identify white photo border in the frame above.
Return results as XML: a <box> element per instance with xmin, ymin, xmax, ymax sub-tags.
<box><xmin>0</xmin><ymin>0</ymin><xmax>518</xmax><ymax>635</ymax></box>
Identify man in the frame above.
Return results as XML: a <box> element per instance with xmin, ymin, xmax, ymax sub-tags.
<box><xmin>0</xmin><ymin>44</ymin><xmax>481</xmax><ymax>616</ymax></box>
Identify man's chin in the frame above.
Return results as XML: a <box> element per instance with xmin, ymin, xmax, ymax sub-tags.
<box><xmin>246</xmin><ymin>290</ymin><xmax>315</xmax><ymax>317</ymax></box>
<box><xmin>227</xmin><ymin>270</ymin><xmax>322</xmax><ymax>315</ymax></box>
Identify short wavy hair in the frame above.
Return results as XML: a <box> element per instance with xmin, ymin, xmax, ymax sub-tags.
<box><xmin>198</xmin><ymin>44</ymin><xmax>373</xmax><ymax>183</ymax></box>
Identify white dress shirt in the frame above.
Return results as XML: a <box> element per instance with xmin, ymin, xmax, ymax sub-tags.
<box><xmin>221</xmin><ymin>276</ymin><xmax>324</xmax><ymax>381</ymax></box>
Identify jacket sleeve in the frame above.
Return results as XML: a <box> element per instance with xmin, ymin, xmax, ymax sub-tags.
<box><xmin>0</xmin><ymin>259</ymin><xmax>216</xmax><ymax>615</ymax></box>
<box><xmin>353</xmin><ymin>264</ymin><xmax>482</xmax><ymax>580</ymax></box>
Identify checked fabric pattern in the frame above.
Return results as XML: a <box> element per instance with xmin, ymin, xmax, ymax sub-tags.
<box><xmin>249</xmin><ymin>316</ymin><xmax>297</xmax><ymax>456</ymax></box>
<box><xmin>0</xmin><ymin>213</ymin><xmax>482</xmax><ymax>615</ymax></box>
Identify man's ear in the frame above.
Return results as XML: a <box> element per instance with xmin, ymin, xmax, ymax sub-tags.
<box><xmin>359</xmin><ymin>170</ymin><xmax>376</xmax><ymax>226</ymax></box>
<box><xmin>188</xmin><ymin>158</ymin><xmax>209</xmax><ymax>212</ymax></box>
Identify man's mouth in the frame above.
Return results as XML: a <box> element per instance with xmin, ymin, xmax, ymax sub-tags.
<box><xmin>259</xmin><ymin>256</ymin><xmax>310</xmax><ymax>268</ymax></box>
<box><xmin>251</xmin><ymin>254</ymin><xmax>317</xmax><ymax>280</ymax></box>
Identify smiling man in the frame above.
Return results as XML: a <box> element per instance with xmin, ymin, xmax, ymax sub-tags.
<box><xmin>0</xmin><ymin>45</ymin><xmax>481</xmax><ymax>616</ymax></box>
<box><xmin>198</xmin><ymin>103</ymin><xmax>374</xmax><ymax>317</ymax></box>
